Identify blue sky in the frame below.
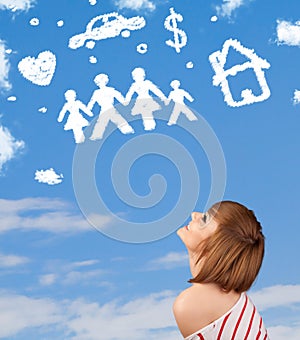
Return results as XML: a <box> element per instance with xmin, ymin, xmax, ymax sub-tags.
<box><xmin>0</xmin><ymin>0</ymin><xmax>300</xmax><ymax>338</ymax></box>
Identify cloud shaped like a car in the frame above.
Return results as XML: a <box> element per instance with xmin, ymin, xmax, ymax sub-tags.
<box><xmin>68</xmin><ymin>12</ymin><xmax>146</xmax><ymax>50</ymax></box>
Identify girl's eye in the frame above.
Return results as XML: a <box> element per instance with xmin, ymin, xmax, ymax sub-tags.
<box><xmin>202</xmin><ymin>213</ymin><xmax>207</xmax><ymax>223</ymax></box>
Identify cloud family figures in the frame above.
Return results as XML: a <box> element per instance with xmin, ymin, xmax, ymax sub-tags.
<box><xmin>57</xmin><ymin>67</ymin><xmax>197</xmax><ymax>143</ymax></box>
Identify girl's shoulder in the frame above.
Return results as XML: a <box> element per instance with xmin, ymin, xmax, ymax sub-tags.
<box><xmin>173</xmin><ymin>284</ymin><xmax>241</xmax><ymax>338</ymax></box>
<box><xmin>173</xmin><ymin>285</ymin><xmax>216</xmax><ymax>337</ymax></box>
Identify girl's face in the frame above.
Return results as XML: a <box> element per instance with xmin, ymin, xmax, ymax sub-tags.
<box><xmin>177</xmin><ymin>211</ymin><xmax>218</xmax><ymax>252</ymax></box>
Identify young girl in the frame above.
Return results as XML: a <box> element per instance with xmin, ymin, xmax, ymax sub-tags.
<box><xmin>57</xmin><ymin>89</ymin><xmax>93</xmax><ymax>143</ymax></box>
<box><xmin>174</xmin><ymin>201</ymin><xmax>269</xmax><ymax>339</ymax></box>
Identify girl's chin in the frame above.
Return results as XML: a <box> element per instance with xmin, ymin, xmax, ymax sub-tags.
<box><xmin>176</xmin><ymin>228</ymin><xmax>187</xmax><ymax>244</ymax></box>
<box><xmin>176</xmin><ymin>227</ymin><xmax>184</xmax><ymax>237</ymax></box>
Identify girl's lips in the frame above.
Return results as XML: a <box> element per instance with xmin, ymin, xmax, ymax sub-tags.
<box><xmin>185</xmin><ymin>225</ymin><xmax>189</xmax><ymax>231</ymax></box>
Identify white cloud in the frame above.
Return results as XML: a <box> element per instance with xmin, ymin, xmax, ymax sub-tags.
<box><xmin>66</xmin><ymin>290</ymin><xmax>179</xmax><ymax>340</ymax></box>
<box><xmin>62</xmin><ymin>269</ymin><xmax>106</xmax><ymax>286</ymax></box>
<box><xmin>0</xmin><ymin>40</ymin><xmax>11</xmax><ymax>90</ymax></box>
<box><xmin>39</xmin><ymin>259</ymin><xmax>106</xmax><ymax>287</ymax></box>
<box><xmin>250</xmin><ymin>284</ymin><xmax>300</xmax><ymax>311</ymax></box>
<box><xmin>0</xmin><ymin>0</ymin><xmax>36</xmax><ymax>12</ymax></box>
<box><xmin>276</xmin><ymin>20</ymin><xmax>300</xmax><ymax>46</ymax></box>
<box><xmin>268</xmin><ymin>325</ymin><xmax>300</xmax><ymax>340</ymax></box>
<box><xmin>2</xmin><ymin>285</ymin><xmax>300</xmax><ymax>339</ymax></box>
<box><xmin>209</xmin><ymin>38</ymin><xmax>271</xmax><ymax>107</ymax></box>
<box><xmin>293</xmin><ymin>89</ymin><xmax>300</xmax><ymax>105</ymax></box>
<box><xmin>145</xmin><ymin>251</ymin><xmax>188</xmax><ymax>270</ymax></box>
<box><xmin>34</xmin><ymin>168</ymin><xmax>63</xmax><ymax>185</ymax></box>
<box><xmin>39</xmin><ymin>273</ymin><xmax>57</xmax><ymax>286</ymax></box>
<box><xmin>0</xmin><ymin>290</ymin><xmax>180</xmax><ymax>339</ymax></box>
<box><xmin>0</xmin><ymin>124</ymin><xmax>24</xmax><ymax>173</ymax></box>
<box><xmin>71</xmin><ymin>260</ymin><xmax>100</xmax><ymax>268</ymax></box>
<box><xmin>0</xmin><ymin>197</ymin><xmax>111</xmax><ymax>234</ymax></box>
<box><xmin>0</xmin><ymin>292</ymin><xmax>64</xmax><ymax>339</ymax></box>
<box><xmin>0</xmin><ymin>253</ymin><xmax>29</xmax><ymax>267</ymax></box>
<box><xmin>115</xmin><ymin>0</ymin><xmax>155</xmax><ymax>11</ymax></box>
<box><xmin>216</xmin><ymin>0</ymin><xmax>247</xmax><ymax>18</ymax></box>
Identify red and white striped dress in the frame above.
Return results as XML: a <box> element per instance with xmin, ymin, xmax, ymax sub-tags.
<box><xmin>184</xmin><ymin>293</ymin><xmax>269</xmax><ymax>340</ymax></box>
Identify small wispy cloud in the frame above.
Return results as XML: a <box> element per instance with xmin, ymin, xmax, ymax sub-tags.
<box><xmin>115</xmin><ymin>0</ymin><xmax>156</xmax><ymax>11</ymax></box>
<box><xmin>276</xmin><ymin>20</ymin><xmax>300</xmax><ymax>46</ymax></box>
<box><xmin>0</xmin><ymin>40</ymin><xmax>11</xmax><ymax>90</ymax></box>
<box><xmin>71</xmin><ymin>260</ymin><xmax>100</xmax><ymax>268</ymax></box>
<box><xmin>0</xmin><ymin>0</ymin><xmax>36</xmax><ymax>12</ymax></box>
<box><xmin>216</xmin><ymin>0</ymin><xmax>248</xmax><ymax>18</ymax></box>
<box><xmin>0</xmin><ymin>197</ymin><xmax>111</xmax><ymax>234</ymax></box>
<box><xmin>0</xmin><ymin>124</ymin><xmax>24</xmax><ymax>173</ymax></box>
<box><xmin>62</xmin><ymin>269</ymin><xmax>106</xmax><ymax>286</ymax></box>
<box><xmin>39</xmin><ymin>274</ymin><xmax>57</xmax><ymax>286</ymax></box>
<box><xmin>145</xmin><ymin>251</ymin><xmax>188</xmax><ymax>271</ymax></box>
<box><xmin>0</xmin><ymin>253</ymin><xmax>30</xmax><ymax>267</ymax></box>
<box><xmin>39</xmin><ymin>259</ymin><xmax>105</xmax><ymax>287</ymax></box>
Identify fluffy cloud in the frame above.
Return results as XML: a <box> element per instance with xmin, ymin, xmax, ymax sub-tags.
<box><xmin>0</xmin><ymin>40</ymin><xmax>11</xmax><ymax>90</ymax></box>
<box><xmin>0</xmin><ymin>0</ymin><xmax>36</xmax><ymax>12</ymax></box>
<box><xmin>2</xmin><ymin>285</ymin><xmax>300</xmax><ymax>339</ymax></box>
<box><xmin>0</xmin><ymin>124</ymin><xmax>24</xmax><ymax>173</ymax></box>
<box><xmin>0</xmin><ymin>290</ymin><xmax>180</xmax><ymax>339</ymax></box>
<box><xmin>268</xmin><ymin>325</ymin><xmax>300</xmax><ymax>340</ymax></box>
<box><xmin>0</xmin><ymin>197</ymin><xmax>111</xmax><ymax>234</ymax></box>
<box><xmin>250</xmin><ymin>284</ymin><xmax>300</xmax><ymax>311</ymax></box>
<box><xmin>276</xmin><ymin>20</ymin><xmax>300</xmax><ymax>46</ymax></box>
<box><xmin>145</xmin><ymin>251</ymin><xmax>188</xmax><ymax>270</ymax></box>
<box><xmin>216</xmin><ymin>0</ymin><xmax>247</xmax><ymax>18</ymax></box>
<box><xmin>66</xmin><ymin>290</ymin><xmax>179</xmax><ymax>340</ymax></box>
<box><xmin>34</xmin><ymin>168</ymin><xmax>64</xmax><ymax>185</ymax></box>
<box><xmin>0</xmin><ymin>292</ymin><xmax>64</xmax><ymax>339</ymax></box>
<box><xmin>115</xmin><ymin>0</ymin><xmax>155</xmax><ymax>11</ymax></box>
<box><xmin>250</xmin><ymin>284</ymin><xmax>300</xmax><ymax>339</ymax></box>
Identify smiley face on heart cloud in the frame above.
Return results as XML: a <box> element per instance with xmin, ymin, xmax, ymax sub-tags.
<box><xmin>18</xmin><ymin>50</ymin><xmax>56</xmax><ymax>86</ymax></box>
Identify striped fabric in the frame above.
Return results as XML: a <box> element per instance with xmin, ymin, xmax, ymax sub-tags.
<box><xmin>185</xmin><ymin>293</ymin><xmax>268</xmax><ymax>340</ymax></box>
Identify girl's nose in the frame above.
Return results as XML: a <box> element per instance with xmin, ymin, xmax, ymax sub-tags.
<box><xmin>191</xmin><ymin>212</ymin><xmax>201</xmax><ymax>221</ymax></box>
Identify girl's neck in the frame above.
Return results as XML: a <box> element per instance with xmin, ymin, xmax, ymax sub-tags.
<box><xmin>188</xmin><ymin>250</ymin><xmax>202</xmax><ymax>277</ymax></box>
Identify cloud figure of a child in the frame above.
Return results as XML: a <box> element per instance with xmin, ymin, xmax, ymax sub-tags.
<box><xmin>166</xmin><ymin>79</ymin><xmax>197</xmax><ymax>126</ymax></box>
<box><xmin>57</xmin><ymin>89</ymin><xmax>93</xmax><ymax>143</ymax></box>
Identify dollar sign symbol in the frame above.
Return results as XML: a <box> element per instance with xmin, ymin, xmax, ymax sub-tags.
<box><xmin>164</xmin><ymin>7</ymin><xmax>187</xmax><ymax>53</ymax></box>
